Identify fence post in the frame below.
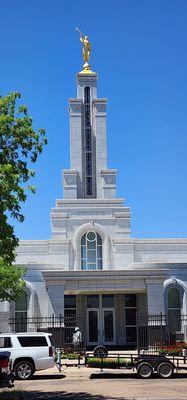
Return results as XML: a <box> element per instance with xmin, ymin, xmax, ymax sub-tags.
<box><xmin>59</xmin><ymin>313</ymin><xmax>62</xmax><ymax>351</ymax></box>
<box><xmin>160</xmin><ymin>312</ymin><xmax>163</xmax><ymax>348</ymax></box>
<box><xmin>57</xmin><ymin>350</ymin><xmax>62</xmax><ymax>373</ymax></box>
<box><xmin>101</xmin><ymin>356</ymin><xmax>103</xmax><ymax>372</ymax></box>
<box><xmin>136</xmin><ymin>313</ymin><xmax>140</xmax><ymax>356</ymax></box>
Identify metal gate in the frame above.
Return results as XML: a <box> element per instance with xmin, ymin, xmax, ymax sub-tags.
<box><xmin>9</xmin><ymin>315</ymin><xmax>86</xmax><ymax>350</ymax></box>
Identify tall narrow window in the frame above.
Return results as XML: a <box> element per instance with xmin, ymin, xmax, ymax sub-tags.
<box><xmin>168</xmin><ymin>287</ymin><xmax>182</xmax><ymax>332</ymax></box>
<box><xmin>125</xmin><ymin>294</ymin><xmax>137</xmax><ymax>345</ymax></box>
<box><xmin>81</xmin><ymin>232</ymin><xmax>102</xmax><ymax>270</ymax></box>
<box><xmin>84</xmin><ymin>86</ymin><xmax>93</xmax><ymax>196</ymax></box>
<box><xmin>15</xmin><ymin>291</ymin><xmax>28</xmax><ymax>332</ymax></box>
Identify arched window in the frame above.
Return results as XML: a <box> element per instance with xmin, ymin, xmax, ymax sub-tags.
<box><xmin>168</xmin><ymin>287</ymin><xmax>181</xmax><ymax>332</ymax></box>
<box><xmin>81</xmin><ymin>232</ymin><xmax>102</xmax><ymax>270</ymax></box>
<box><xmin>15</xmin><ymin>291</ymin><xmax>28</xmax><ymax>332</ymax></box>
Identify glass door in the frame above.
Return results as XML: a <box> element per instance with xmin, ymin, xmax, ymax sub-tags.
<box><xmin>87</xmin><ymin>309</ymin><xmax>99</xmax><ymax>345</ymax></box>
<box><xmin>102</xmin><ymin>309</ymin><xmax>115</xmax><ymax>345</ymax></box>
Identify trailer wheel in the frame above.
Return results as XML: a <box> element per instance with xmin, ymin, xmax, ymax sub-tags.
<box><xmin>137</xmin><ymin>362</ymin><xmax>153</xmax><ymax>378</ymax></box>
<box><xmin>93</xmin><ymin>345</ymin><xmax>108</xmax><ymax>358</ymax></box>
<box><xmin>157</xmin><ymin>362</ymin><xmax>174</xmax><ymax>378</ymax></box>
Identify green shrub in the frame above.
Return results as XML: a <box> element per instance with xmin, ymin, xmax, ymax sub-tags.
<box><xmin>86</xmin><ymin>357</ymin><xmax>127</xmax><ymax>368</ymax></box>
<box><xmin>55</xmin><ymin>352</ymin><xmax>83</xmax><ymax>361</ymax></box>
<box><xmin>158</xmin><ymin>349</ymin><xmax>167</xmax><ymax>356</ymax></box>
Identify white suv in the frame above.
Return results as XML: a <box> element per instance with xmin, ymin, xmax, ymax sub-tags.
<box><xmin>0</xmin><ymin>332</ymin><xmax>55</xmax><ymax>380</ymax></box>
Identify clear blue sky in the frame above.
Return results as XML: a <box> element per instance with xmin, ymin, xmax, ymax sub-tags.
<box><xmin>1</xmin><ymin>0</ymin><xmax>187</xmax><ymax>239</ymax></box>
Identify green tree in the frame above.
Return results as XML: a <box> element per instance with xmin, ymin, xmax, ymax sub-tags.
<box><xmin>0</xmin><ymin>258</ymin><xmax>26</xmax><ymax>301</ymax></box>
<box><xmin>0</xmin><ymin>92</ymin><xmax>47</xmax><ymax>300</ymax></box>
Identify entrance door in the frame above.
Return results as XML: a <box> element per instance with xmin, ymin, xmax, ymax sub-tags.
<box><xmin>102</xmin><ymin>308</ymin><xmax>115</xmax><ymax>345</ymax></box>
<box><xmin>87</xmin><ymin>309</ymin><xmax>99</xmax><ymax>345</ymax></box>
<box><xmin>87</xmin><ymin>295</ymin><xmax>116</xmax><ymax>346</ymax></box>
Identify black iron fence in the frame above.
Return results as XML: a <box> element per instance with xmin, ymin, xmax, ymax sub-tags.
<box><xmin>137</xmin><ymin>313</ymin><xmax>187</xmax><ymax>353</ymax></box>
<box><xmin>6</xmin><ymin>313</ymin><xmax>187</xmax><ymax>353</ymax></box>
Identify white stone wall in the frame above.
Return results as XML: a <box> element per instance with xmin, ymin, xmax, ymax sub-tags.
<box><xmin>9</xmin><ymin>69</ymin><xmax>187</xmax><ymax>325</ymax></box>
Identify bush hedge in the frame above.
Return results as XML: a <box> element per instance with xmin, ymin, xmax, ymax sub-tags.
<box><xmin>86</xmin><ymin>357</ymin><xmax>131</xmax><ymax>368</ymax></box>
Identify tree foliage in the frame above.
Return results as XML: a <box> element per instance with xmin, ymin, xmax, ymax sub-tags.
<box><xmin>0</xmin><ymin>92</ymin><xmax>47</xmax><ymax>263</ymax></box>
<box><xmin>0</xmin><ymin>257</ymin><xmax>26</xmax><ymax>301</ymax></box>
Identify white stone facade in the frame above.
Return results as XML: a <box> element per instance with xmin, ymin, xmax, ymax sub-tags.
<box><xmin>1</xmin><ymin>69</ymin><xmax>187</xmax><ymax>346</ymax></box>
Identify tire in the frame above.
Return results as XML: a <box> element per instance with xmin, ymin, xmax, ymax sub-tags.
<box><xmin>137</xmin><ymin>362</ymin><xmax>153</xmax><ymax>379</ymax></box>
<box><xmin>14</xmin><ymin>361</ymin><xmax>34</xmax><ymax>380</ymax></box>
<box><xmin>93</xmin><ymin>345</ymin><xmax>108</xmax><ymax>358</ymax></box>
<box><xmin>157</xmin><ymin>362</ymin><xmax>174</xmax><ymax>378</ymax></box>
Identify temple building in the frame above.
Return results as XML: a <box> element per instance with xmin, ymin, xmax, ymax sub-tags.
<box><xmin>1</xmin><ymin>36</ymin><xmax>187</xmax><ymax>346</ymax></box>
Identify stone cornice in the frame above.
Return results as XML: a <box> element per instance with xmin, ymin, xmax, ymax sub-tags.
<box><xmin>42</xmin><ymin>269</ymin><xmax>169</xmax><ymax>280</ymax></box>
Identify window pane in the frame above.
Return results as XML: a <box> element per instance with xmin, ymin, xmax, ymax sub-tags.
<box><xmin>81</xmin><ymin>260</ymin><xmax>86</xmax><ymax>270</ymax></box>
<box><xmin>18</xmin><ymin>336</ymin><xmax>48</xmax><ymax>347</ymax></box>
<box><xmin>97</xmin><ymin>246</ymin><xmax>102</xmax><ymax>258</ymax></box>
<box><xmin>97</xmin><ymin>234</ymin><xmax>102</xmax><ymax>245</ymax></box>
<box><xmin>87</xmin><ymin>232</ymin><xmax>96</xmax><ymax>241</ymax></box>
<box><xmin>81</xmin><ymin>234</ymin><xmax>86</xmax><ymax>245</ymax></box>
<box><xmin>102</xmin><ymin>295</ymin><xmax>114</xmax><ymax>308</ymax></box>
<box><xmin>86</xmin><ymin>177</ymin><xmax>92</xmax><ymax>195</ymax></box>
<box><xmin>126</xmin><ymin>327</ymin><xmax>137</xmax><ymax>343</ymax></box>
<box><xmin>87</xmin><ymin>240</ymin><xmax>96</xmax><ymax>249</ymax></box>
<box><xmin>64</xmin><ymin>295</ymin><xmax>76</xmax><ymax>309</ymax></box>
<box><xmin>15</xmin><ymin>312</ymin><xmax>27</xmax><ymax>332</ymax></box>
<box><xmin>168</xmin><ymin>288</ymin><xmax>181</xmax><ymax>308</ymax></box>
<box><xmin>87</xmin><ymin>250</ymin><xmax>96</xmax><ymax>263</ymax></box>
<box><xmin>0</xmin><ymin>337</ymin><xmax>12</xmax><ymax>348</ymax></box>
<box><xmin>86</xmin><ymin>153</ymin><xmax>92</xmax><ymax>171</ymax></box>
<box><xmin>81</xmin><ymin>231</ymin><xmax>102</xmax><ymax>270</ymax></box>
<box><xmin>84</xmin><ymin>86</ymin><xmax>90</xmax><ymax>103</ymax></box>
<box><xmin>168</xmin><ymin>309</ymin><xmax>181</xmax><ymax>332</ymax></box>
<box><xmin>125</xmin><ymin>294</ymin><xmax>136</xmax><ymax>307</ymax></box>
<box><xmin>87</xmin><ymin>263</ymin><xmax>96</xmax><ymax>270</ymax></box>
<box><xmin>126</xmin><ymin>309</ymin><xmax>137</xmax><ymax>325</ymax></box>
<box><xmin>88</xmin><ymin>311</ymin><xmax>98</xmax><ymax>342</ymax></box>
<box><xmin>81</xmin><ymin>245</ymin><xmax>86</xmax><ymax>258</ymax></box>
<box><xmin>64</xmin><ymin>309</ymin><xmax>76</xmax><ymax>318</ymax></box>
<box><xmin>87</xmin><ymin>295</ymin><xmax>99</xmax><ymax>308</ymax></box>
<box><xmin>104</xmin><ymin>310</ymin><xmax>114</xmax><ymax>342</ymax></box>
<box><xmin>15</xmin><ymin>292</ymin><xmax>27</xmax><ymax>311</ymax></box>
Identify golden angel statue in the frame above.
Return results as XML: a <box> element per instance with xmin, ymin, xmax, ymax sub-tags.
<box><xmin>76</xmin><ymin>28</ymin><xmax>92</xmax><ymax>71</ymax></box>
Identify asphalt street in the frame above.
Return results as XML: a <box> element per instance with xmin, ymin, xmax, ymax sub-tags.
<box><xmin>2</xmin><ymin>366</ymin><xmax>187</xmax><ymax>400</ymax></box>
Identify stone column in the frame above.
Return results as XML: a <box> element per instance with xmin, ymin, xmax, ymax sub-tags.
<box><xmin>68</xmin><ymin>99</ymin><xmax>83</xmax><ymax>198</ymax></box>
<box><xmin>146</xmin><ymin>279</ymin><xmax>165</xmax><ymax>315</ymax></box>
<box><xmin>0</xmin><ymin>301</ymin><xmax>10</xmax><ymax>332</ymax></box>
<box><xmin>47</xmin><ymin>285</ymin><xmax>64</xmax><ymax>317</ymax></box>
<box><xmin>93</xmin><ymin>99</ymin><xmax>107</xmax><ymax>199</ymax></box>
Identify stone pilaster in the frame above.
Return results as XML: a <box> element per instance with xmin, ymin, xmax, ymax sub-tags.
<box><xmin>47</xmin><ymin>285</ymin><xmax>64</xmax><ymax>317</ymax></box>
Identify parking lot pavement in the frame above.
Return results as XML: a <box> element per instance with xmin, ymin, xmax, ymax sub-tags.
<box><xmin>5</xmin><ymin>366</ymin><xmax>187</xmax><ymax>400</ymax></box>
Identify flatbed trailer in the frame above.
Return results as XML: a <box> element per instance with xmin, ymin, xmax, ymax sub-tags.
<box><xmin>84</xmin><ymin>351</ymin><xmax>187</xmax><ymax>379</ymax></box>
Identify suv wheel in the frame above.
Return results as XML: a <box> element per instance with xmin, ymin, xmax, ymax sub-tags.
<box><xmin>14</xmin><ymin>361</ymin><xmax>34</xmax><ymax>380</ymax></box>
